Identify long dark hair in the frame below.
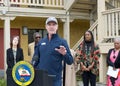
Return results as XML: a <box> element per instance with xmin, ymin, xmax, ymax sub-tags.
<box><xmin>10</xmin><ymin>36</ymin><xmax>20</xmax><ymax>48</ymax></box>
<box><xmin>82</xmin><ymin>30</ymin><xmax>95</xmax><ymax>55</ymax></box>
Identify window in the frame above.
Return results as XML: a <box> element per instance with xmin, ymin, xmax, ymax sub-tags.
<box><xmin>28</xmin><ymin>29</ymin><xmax>47</xmax><ymax>44</ymax></box>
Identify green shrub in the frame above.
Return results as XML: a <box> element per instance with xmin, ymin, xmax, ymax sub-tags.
<box><xmin>0</xmin><ymin>78</ymin><xmax>6</xmax><ymax>86</ymax></box>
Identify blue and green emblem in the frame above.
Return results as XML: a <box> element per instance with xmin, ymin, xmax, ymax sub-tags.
<box><xmin>12</xmin><ymin>61</ymin><xmax>35</xmax><ymax>86</ymax></box>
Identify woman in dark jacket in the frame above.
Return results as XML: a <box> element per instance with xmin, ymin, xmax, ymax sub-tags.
<box><xmin>6</xmin><ymin>36</ymin><xmax>24</xmax><ymax>69</ymax></box>
<box><xmin>6</xmin><ymin>36</ymin><xmax>24</xmax><ymax>86</ymax></box>
<box><xmin>107</xmin><ymin>38</ymin><xmax>120</xmax><ymax>86</ymax></box>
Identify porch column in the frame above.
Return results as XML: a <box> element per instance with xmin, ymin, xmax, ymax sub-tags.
<box><xmin>4</xmin><ymin>0</ymin><xmax>10</xmax><ymax>6</ymax></box>
<box><xmin>62</xmin><ymin>12</ymin><xmax>70</xmax><ymax>46</ymax></box>
<box><xmin>0</xmin><ymin>16</ymin><xmax>15</xmax><ymax>79</ymax></box>
<box><xmin>97</xmin><ymin>0</ymin><xmax>106</xmax><ymax>83</ymax></box>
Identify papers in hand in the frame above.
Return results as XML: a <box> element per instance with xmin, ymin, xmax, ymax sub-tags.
<box><xmin>107</xmin><ymin>66</ymin><xmax>119</xmax><ymax>78</ymax></box>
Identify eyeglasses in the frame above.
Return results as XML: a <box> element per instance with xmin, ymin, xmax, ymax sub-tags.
<box><xmin>35</xmin><ymin>36</ymin><xmax>41</xmax><ymax>39</ymax></box>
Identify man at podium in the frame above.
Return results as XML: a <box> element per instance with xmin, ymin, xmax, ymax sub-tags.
<box><xmin>32</xmin><ymin>17</ymin><xmax>73</xmax><ymax>86</ymax></box>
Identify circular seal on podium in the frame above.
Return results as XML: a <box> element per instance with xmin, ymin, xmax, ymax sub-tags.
<box><xmin>12</xmin><ymin>61</ymin><xmax>35</xmax><ymax>86</ymax></box>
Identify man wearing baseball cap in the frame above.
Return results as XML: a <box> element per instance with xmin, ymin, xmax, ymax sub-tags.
<box><xmin>33</xmin><ymin>17</ymin><xmax>73</xmax><ymax>86</ymax></box>
<box><xmin>45</xmin><ymin>17</ymin><xmax>58</xmax><ymax>24</ymax></box>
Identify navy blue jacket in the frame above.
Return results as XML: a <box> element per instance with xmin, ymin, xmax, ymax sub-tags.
<box><xmin>33</xmin><ymin>34</ymin><xmax>73</xmax><ymax>80</ymax></box>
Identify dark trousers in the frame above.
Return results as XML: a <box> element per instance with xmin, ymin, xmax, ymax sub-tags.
<box><xmin>82</xmin><ymin>71</ymin><xmax>96</xmax><ymax>86</ymax></box>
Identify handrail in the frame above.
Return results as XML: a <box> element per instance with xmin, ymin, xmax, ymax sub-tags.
<box><xmin>1</xmin><ymin>0</ymin><xmax>64</xmax><ymax>8</ymax></box>
<box><xmin>102</xmin><ymin>8</ymin><xmax>120</xmax><ymax>40</ymax></box>
<box><xmin>102</xmin><ymin>7</ymin><xmax>120</xmax><ymax>14</ymax></box>
<box><xmin>0</xmin><ymin>0</ymin><xmax>4</xmax><ymax>6</ymax></box>
<box><xmin>105</xmin><ymin>0</ymin><xmax>120</xmax><ymax>10</ymax></box>
<box><xmin>0</xmin><ymin>0</ymin><xmax>3</xmax><ymax>3</ymax></box>
<box><xmin>105</xmin><ymin>1</ymin><xmax>115</xmax><ymax>9</ymax></box>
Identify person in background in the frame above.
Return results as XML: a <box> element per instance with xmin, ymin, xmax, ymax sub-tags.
<box><xmin>107</xmin><ymin>38</ymin><xmax>120</xmax><ymax>86</ymax></box>
<box><xmin>75</xmin><ymin>30</ymin><xmax>100</xmax><ymax>86</ymax></box>
<box><xmin>6</xmin><ymin>36</ymin><xmax>24</xmax><ymax>69</ymax></box>
<box><xmin>28</xmin><ymin>32</ymin><xmax>41</xmax><ymax>62</ymax></box>
<box><xmin>33</xmin><ymin>17</ymin><xmax>73</xmax><ymax>86</ymax></box>
<box><xmin>6</xmin><ymin>36</ymin><xmax>24</xmax><ymax>86</ymax></box>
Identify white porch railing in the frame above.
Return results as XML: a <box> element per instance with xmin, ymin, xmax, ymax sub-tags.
<box><xmin>72</xmin><ymin>20</ymin><xmax>98</xmax><ymax>50</ymax></box>
<box><xmin>0</xmin><ymin>0</ymin><xmax>4</xmax><ymax>6</ymax></box>
<box><xmin>0</xmin><ymin>0</ymin><xmax>3</xmax><ymax>3</ymax></box>
<box><xmin>1</xmin><ymin>0</ymin><xmax>64</xmax><ymax>8</ymax></box>
<box><xmin>102</xmin><ymin>8</ymin><xmax>120</xmax><ymax>39</ymax></box>
<box><xmin>106</xmin><ymin>0</ymin><xmax>120</xmax><ymax>8</ymax></box>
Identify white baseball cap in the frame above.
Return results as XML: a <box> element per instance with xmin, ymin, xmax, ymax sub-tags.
<box><xmin>46</xmin><ymin>17</ymin><xmax>58</xmax><ymax>24</ymax></box>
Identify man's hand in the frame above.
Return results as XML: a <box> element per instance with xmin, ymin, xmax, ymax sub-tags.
<box><xmin>55</xmin><ymin>45</ymin><xmax>67</xmax><ymax>56</ymax></box>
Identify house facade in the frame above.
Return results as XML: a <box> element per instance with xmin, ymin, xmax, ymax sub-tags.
<box><xmin>0</xmin><ymin>0</ymin><xmax>120</xmax><ymax>84</ymax></box>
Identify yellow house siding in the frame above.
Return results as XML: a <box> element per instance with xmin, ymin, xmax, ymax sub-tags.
<box><xmin>0</xmin><ymin>17</ymin><xmax>90</xmax><ymax>62</ymax></box>
<box><xmin>0</xmin><ymin>20</ymin><xmax>4</xmax><ymax>28</ymax></box>
<box><xmin>11</xmin><ymin>17</ymin><xmax>46</xmax><ymax>62</ymax></box>
<box><xmin>57</xmin><ymin>19</ymin><xmax>90</xmax><ymax>48</ymax></box>
<box><xmin>70</xmin><ymin>19</ymin><xmax>90</xmax><ymax>48</ymax></box>
<box><xmin>57</xmin><ymin>21</ymin><xmax>63</xmax><ymax>38</ymax></box>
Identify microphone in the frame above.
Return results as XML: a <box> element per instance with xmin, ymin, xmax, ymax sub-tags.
<box><xmin>31</xmin><ymin>55</ymin><xmax>39</xmax><ymax>66</ymax></box>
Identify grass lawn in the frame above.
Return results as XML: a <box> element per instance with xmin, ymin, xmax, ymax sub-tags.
<box><xmin>0</xmin><ymin>78</ymin><xmax>6</xmax><ymax>86</ymax></box>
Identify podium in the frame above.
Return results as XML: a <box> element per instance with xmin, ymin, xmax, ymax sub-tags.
<box><xmin>7</xmin><ymin>69</ymin><xmax>54</xmax><ymax>86</ymax></box>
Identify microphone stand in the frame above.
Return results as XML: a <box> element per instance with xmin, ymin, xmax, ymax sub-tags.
<box><xmin>63</xmin><ymin>61</ymin><xmax>66</xmax><ymax>86</ymax></box>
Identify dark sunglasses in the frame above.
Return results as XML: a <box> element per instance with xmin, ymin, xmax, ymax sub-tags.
<box><xmin>35</xmin><ymin>36</ymin><xmax>41</xmax><ymax>39</ymax></box>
